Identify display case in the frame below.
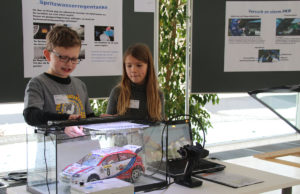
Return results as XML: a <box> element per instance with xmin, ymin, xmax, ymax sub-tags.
<box><xmin>26</xmin><ymin>117</ymin><xmax>168</xmax><ymax>194</ymax></box>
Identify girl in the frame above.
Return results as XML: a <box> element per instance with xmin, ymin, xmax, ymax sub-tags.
<box><xmin>106</xmin><ymin>43</ymin><xmax>164</xmax><ymax>121</ymax></box>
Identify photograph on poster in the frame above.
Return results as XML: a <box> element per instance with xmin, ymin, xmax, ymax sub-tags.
<box><xmin>276</xmin><ymin>18</ymin><xmax>300</xmax><ymax>36</ymax></box>
<box><xmin>33</xmin><ymin>22</ymin><xmax>55</xmax><ymax>39</ymax></box>
<box><xmin>79</xmin><ymin>48</ymin><xmax>85</xmax><ymax>60</ymax></box>
<box><xmin>228</xmin><ymin>18</ymin><xmax>261</xmax><ymax>36</ymax></box>
<box><xmin>258</xmin><ymin>49</ymin><xmax>280</xmax><ymax>63</ymax></box>
<box><xmin>95</xmin><ymin>26</ymin><xmax>115</xmax><ymax>41</ymax></box>
<box><xmin>33</xmin><ymin>46</ymin><xmax>45</xmax><ymax>59</ymax></box>
<box><xmin>66</xmin><ymin>24</ymin><xmax>85</xmax><ymax>40</ymax></box>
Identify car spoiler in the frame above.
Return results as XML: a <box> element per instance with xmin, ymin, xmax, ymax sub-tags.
<box><xmin>123</xmin><ymin>145</ymin><xmax>142</xmax><ymax>153</ymax></box>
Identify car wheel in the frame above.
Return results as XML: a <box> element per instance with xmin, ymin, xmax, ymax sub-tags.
<box><xmin>87</xmin><ymin>174</ymin><xmax>100</xmax><ymax>182</ymax></box>
<box><xmin>131</xmin><ymin>167</ymin><xmax>142</xmax><ymax>183</ymax></box>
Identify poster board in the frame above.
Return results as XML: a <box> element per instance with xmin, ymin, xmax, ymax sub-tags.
<box><xmin>191</xmin><ymin>0</ymin><xmax>300</xmax><ymax>93</ymax></box>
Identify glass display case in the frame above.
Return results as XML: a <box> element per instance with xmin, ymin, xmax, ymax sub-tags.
<box><xmin>26</xmin><ymin>117</ymin><xmax>168</xmax><ymax>194</ymax></box>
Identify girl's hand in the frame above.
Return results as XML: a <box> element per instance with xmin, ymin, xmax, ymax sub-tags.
<box><xmin>68</xmin><ymin>114</ymin><xmax>81</xmax><ymax>120</ymax></box>
<box><xmin>64</xmin><ymin>126</ymin><xmax>85</xmax><ymax>137</ymax></box>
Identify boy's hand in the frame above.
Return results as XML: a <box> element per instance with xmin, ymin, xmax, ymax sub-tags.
<box><xmin>64</xmin><ymin>126</ymin><xmax>85</xmax><ymax>137</ymax></box>
<box><xmin>68</xmin><ymin>114</ymin><xmax>81</xmax><ymax>120</ymax></box>
<box><xmin>100</xmin><ymin>113</ymin><xmax>112</xmax><ymax>117</ymax></box>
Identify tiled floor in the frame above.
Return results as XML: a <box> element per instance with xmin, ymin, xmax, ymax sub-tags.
<box><xmin>210</xmin><ymin>140</ymin><xmax>300</xmax><ymax>161</ymax></box>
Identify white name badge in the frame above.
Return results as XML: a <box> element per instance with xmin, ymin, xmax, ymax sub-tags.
<box><xmin>54</xmin><ymin>95</ymin><xmax>69</xmax><ymax>105</ymax></box>
<box><xmin>129</xmin><ymin>99</ymin><xmax>140</xmax><ymax>109</ymax></box>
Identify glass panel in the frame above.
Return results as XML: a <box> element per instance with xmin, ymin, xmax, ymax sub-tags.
<box><xmin>255</xmin><ymin>93</ymin><xmax>297</xmax><ymax>126</ymax></box>
<box><xmin>249</xmin><ymin>85</ymin><xmax>300</xmax><ymax>132</ymax></box>
<box><xmin>27</xmin><ymin>128</ymin><xmax>57</xmax><ymax>194</ymax></box>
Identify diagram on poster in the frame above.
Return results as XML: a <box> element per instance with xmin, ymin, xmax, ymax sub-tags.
<box><xmin>22</xmin><ymin>0</ymin><xmax>122</xmax><ymax>77</ymax></box>
<box><xmin>224</xmin><ymin>1</ymin><xmax>300</xmax><ymax>72</ymax></box>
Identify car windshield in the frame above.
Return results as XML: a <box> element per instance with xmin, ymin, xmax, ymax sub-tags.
<box><xmin>77</xmin><ymin>153</ymin><xmax>103</xmax><ymax>167</ymax></box>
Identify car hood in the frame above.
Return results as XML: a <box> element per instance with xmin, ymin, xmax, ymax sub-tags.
<box><xmin>62</xmin><ymin>163</ymin><xmax>95</xmax><ymax>176</ymax></box>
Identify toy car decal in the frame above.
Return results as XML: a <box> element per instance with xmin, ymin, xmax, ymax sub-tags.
<box><xmin>63</xmin><ymin>164</ymin><xmax>73</xmax><ymax>171</ymax></box>
<box><xmin>63</xmin><ymin>163</ymin><xmax>94</xmax><ymax>175</ymax></box>
<box><xmin>103</xmin><ymin>164</ymin><xmax>112</xmax><ymax>168</ymax></box>
<box><xmin>76</xmin><ymin>166</ymin><xmax>94</xmax><ymax>174</ymax></box>
<box><xmin>118</xmin><ymin>164</ymin><xmax>124</xmax><ymax>170</ymax></box>
<box><xmin>111</xmin><ymin>157</ymin><xmax>136</xmax><ymax>178</ymax></box>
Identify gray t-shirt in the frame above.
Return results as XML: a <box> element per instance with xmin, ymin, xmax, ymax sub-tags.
<box><xmin>106</xmin><ymin>83</ymin><xmax>164</xmax><ymax>120</ymax></box>
<box><xmin>24</xmin><ymin>73</ymin><xmax>93</xmax><ymax>118</ymax></box>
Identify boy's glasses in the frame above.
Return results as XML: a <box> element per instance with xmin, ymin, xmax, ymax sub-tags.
<box><xmin>50</xmin><ymin>50</ymin><xmax>80</xmax><ymax>64</ymax></box>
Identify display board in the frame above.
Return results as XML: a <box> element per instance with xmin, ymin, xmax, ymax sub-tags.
<box><xmin>0</xmin><ymin>0</ymin><xmax>154</xmax><ymax>102</ymax></box>
<box><xmin>191</xmin><ymin>0</ymin><xmax>300</xmax><ymax>93</ymax></box>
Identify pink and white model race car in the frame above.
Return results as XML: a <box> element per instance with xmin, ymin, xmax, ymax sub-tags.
<box><xmin>59</xmin><ymin>145</ymin><xmax>144</xmax><ymax>185</ymax></box>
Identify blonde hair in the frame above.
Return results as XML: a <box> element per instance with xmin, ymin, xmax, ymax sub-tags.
<box><xmin>117</xmin><ymin>43</ymin><xmax>162</xmax><ymax>121</ymax></box>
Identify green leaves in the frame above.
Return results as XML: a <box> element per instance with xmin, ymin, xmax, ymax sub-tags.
<box><xmin>159</xmin><ymin>0</ymin><xmax>219</xmax><ymax>143</ymax></box>
<box><xmin>90</xmin><ymin>98</ymin><xmax>108</xmax><ymax>117</ymax></box>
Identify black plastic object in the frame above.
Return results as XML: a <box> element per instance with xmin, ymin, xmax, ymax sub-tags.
<box><xmin>173</xmin><ymin>143</ymin><xmax>209</xmax><ymax>188</ymax></box>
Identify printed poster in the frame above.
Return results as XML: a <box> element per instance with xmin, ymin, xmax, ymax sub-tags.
<box><xmin>22</xmin><ymin>0</ymin><xmax>123</xmax><ymax>77</ymax></box>
<box><xmin>224</xmin><ymin>1</ymin><xmax>300</xmax><ymax>72</ymax></box>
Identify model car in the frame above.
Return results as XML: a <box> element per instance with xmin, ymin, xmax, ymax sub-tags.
<box><xmin>59</xmin><ymin>145</ymin><xmax>144</xmax><ymax>185</ymax></box>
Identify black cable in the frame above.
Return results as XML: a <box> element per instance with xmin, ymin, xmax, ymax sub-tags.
<box><xmin>165</xmin><ymin>122</ymin><xmax>169</xmax><ymax>177</ymax></box>
<box><xmin>143</xmin><ymin>181</ymin><xmax>174</xmax><ymax>193</ymax></box>
<box><xmin>43</xmin><ymin>134</ymin><xmax>50</xmax><ymax>194</ymax></box>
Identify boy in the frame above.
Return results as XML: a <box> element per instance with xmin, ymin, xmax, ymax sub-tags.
<box><xmin>23</xmin><ymin>25</ymin><xmax>94</xmax><ymax>137</ymax></box>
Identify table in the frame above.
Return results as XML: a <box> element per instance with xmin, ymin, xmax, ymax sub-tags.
<box><xmin>141</xmin><ymin>160</ymin><xmax>300</xmax><ymax>194</ymax></box>
<box><xmin>7</xmin><ymin>160</ymin><xmax>300</xmax><ymax>194</ymax></box>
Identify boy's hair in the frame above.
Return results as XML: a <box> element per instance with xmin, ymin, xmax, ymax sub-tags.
<box><xmin>117</xmin><ymin>43</ymin><xmax>162</xmax><ymax>121</ymax></box>
<box><xmin>45</xmin><ymin>25</ymin><xmax>81</xmax><ymax>51</ymax></box>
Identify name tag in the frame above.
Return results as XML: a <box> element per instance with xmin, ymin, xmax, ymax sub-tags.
<box><xmin>129</xmin><ymin>99</ymin><xmax>139</xmax><ymax>109</ymax></box>
<box><xmin>54</xmin><ymin>95</ymin><xmax>69</xmax><ymax>105</ymax></box>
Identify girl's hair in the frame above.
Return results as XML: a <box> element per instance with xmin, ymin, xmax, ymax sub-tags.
<box><xmin>117</xmin><ymin>43</ymin><xmax>162</xmax><ymax>121</ymax></box>
<box><xmin>45</xmin><ymin>25</ymin><xmax>81</xmax><ymax>51</ymax></box>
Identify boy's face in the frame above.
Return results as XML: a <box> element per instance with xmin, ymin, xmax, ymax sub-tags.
<box><xmin>125</xmin><ymin>55</ymin><xmax>148</xmax><ymax>85</ymax></box>
<box><xmin>44</xmin><ymin>46</ymin><xmax>80</xmax><ymax>78</ymax></box>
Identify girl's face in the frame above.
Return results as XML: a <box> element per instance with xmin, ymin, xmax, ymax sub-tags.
<box><xmin>125</xmin><ymin>55</ymin><xmax>148</xmax><ymax>85</ymax></box>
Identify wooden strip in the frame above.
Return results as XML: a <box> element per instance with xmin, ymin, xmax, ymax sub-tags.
<box><xmin>266</xmin><ymin>158</ymin><xmax>300</xmax><ymax>168</ymax></box>
<box><xmin>253</xmin><ymin>147</ymin><xmax>300</xmax><ymax>168</ymax></box>
<box><xmin>254</xmin><ymin>147</ymin><xmax>300</xmax><ymax>159</ymax></box>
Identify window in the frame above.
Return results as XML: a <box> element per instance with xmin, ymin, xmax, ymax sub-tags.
<box><xmin>119</xmin><ymin>153</ymin><xmax>135</xmax><ymax>161</ymax></box>
<box><xmin>102</xmin><ymin>154</ymin><xmax>119</xmax><ymax>165</ymax></box>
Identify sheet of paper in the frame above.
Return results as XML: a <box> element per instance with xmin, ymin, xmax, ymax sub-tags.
<box><xmin>134</xmin><ymin>0</ymin><xmax>155</xmax><ymax>12</ymax></box>
<box><xmin>83</xmin><ymin>121</ymin><xmax>149</xmax><ymax>131</ymax></box>
<box><xmin>197</xmin><ymin>171</ymin><xmax>263</xmax><ymax>188</ymax></box>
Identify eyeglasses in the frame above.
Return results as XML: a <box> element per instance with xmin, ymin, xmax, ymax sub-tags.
<box><xmin>50</xmin><ymin>50</ymin><xmax>80</xmax><ymax>64</ymax></box>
